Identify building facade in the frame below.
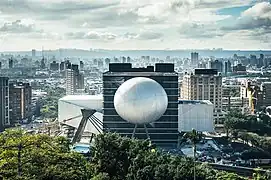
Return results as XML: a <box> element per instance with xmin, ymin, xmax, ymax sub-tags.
<box><xmin>181</xmin><ymin>69</ymin><xmax>224</xmax><ymax>124</ymax></box>
<box><xmin>0</xmin><ymin>77</ymin><xmax>10</xmax><ymax>131</ymax></box>
<box><xmin>66</xmin><ymin>64</ymin><xmax>85</xmax><ymax>95</ymax></box>
<box><xmin>191</xmin><ymin>52</ymin><xmax>199</xmax><ymax>65</ymax></box>
<box><xmin>9</xmin><ymin>82</ymin><xmax>32</xmax><ymax>125</ymax></box>
<box><xmin>103</xmin><ymin>63</ymin><xmax>179</xmax><ymax>147</ymax></box>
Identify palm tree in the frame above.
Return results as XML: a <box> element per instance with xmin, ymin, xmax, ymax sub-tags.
<box><xmin>184</xmin><ymin>129</ymin><xmax>203</xmax><ymax>180</ymax></box>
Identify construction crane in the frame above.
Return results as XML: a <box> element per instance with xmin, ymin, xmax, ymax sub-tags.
<box><xmin>61</xmin><ymin>109</ymin><xmax>104</xmax><ymax>145</ymax></box>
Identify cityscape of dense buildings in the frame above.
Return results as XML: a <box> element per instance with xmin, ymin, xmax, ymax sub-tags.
<box><xmin>1</xmin><ymin>48</ymin><xmax>271</xmax><ymax>178</ymax></box>
<box><xmin>0</xmin><ymin>50</ymin><xmax>271</xmax><ymax>129</ymax></box>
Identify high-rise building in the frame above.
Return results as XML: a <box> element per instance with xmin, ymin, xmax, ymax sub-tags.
<box><xmin>66</xmin><ymin>64</ymin><xmax>84</xmax><ymax>95</ymax></box>
<box><xmin>191</xmin><ymin>52</ymin><xmax>199</xmax><ymax>65</ymax></box>
<box><xmin>0</xmin><ymin>77</ymin><xmax>10</xmax><ymax>131</ymax></box>
<box><xmin>122</xmin><ymin>57</ymin><xmax>126</xmax><ymax>63</ymax></box>
<box><xmin>9</xmin><ymin>82</ymin><xmax>32</xmax><ymax>125</ymax></box>
<box><xmin>208</xmin><ymin>60</ymin><xmax>223</xmax><ymax>73</ymax></box>
<box><xmin>181</xmin><ymin>69</ymin><xmax>223</xmax><ymax>124</ymax></box>
<box><xmin>8</xmin><ymin>58</ymin><xmax>13</xmax><ymax>69</ymax></box>
<box><xmin>127</xmin><ymin>56</ymin><xmax>131</xmax><ymax>63</ymax></box>
<box><xmin>79</xmin><ymin>60</ymin><xmax>84</xmax><ymax>70</ymax></box>
<box><xmin>224</xmin><ymin>60</ymin><xmax>232</xmax><ymax>76</ymax></box>
<box><xmin>40</xmin><ymin>57</ymin><xmax>46</xmax><ymax>69</ymax></box>
<box><xmin>50</xmin><ymin>61</ymin><xmax>59</xmax><ymax>71</ymax></box>
<box><xmin>32</xmin><ymin>49</ymin><xmax>36</xmax><ymax>58</ymax></box>
<box><xmin>103</xmin><ymin>63</ymin><xmax>178</xmax><ymax>147</ymax></box>
<box><xmin>249</xmin><ymin>55</ymin><xmax>257</xmax><ymax>65</ymax></box>
<box><xmin>60</xmin><ymin>62</ymin><xmax>65</xmax><ymax>71</ymax></box>
<box><xmin>233</xmin><ymin>64</ymin><xmax>246</xmax><ymax>73</ymax></box>
<box><xmin>261</xmin><ymin>82</ymin><xmax>271</xmax><ymax>107</ymax></box>
<box><xmin>258</xmin><ymin>54</ymin><xmax>264</xmax><ymax>68</ymax></box>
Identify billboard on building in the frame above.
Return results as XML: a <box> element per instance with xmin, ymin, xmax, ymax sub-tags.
<box><xmin>178</xmin><ymin>100</ymin><xmax>214</xmax><ymax>132</ymax></box>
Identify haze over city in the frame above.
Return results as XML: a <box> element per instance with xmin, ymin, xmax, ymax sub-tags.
<box><xmin>0</xmin><ymin>0</ymin><xmax>271</xmax><ymax>51</ymax></box>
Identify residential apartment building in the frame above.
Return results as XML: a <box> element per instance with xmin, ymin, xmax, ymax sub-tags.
<box><xmin>181</xmin><ymin>69</ymin><xmax>224</xmax><ymax>124</ymax></box>
<box><xmin>9</xmin><ymin>82</ymin><xmax>32</xmax><ymax>125</ymax></box>
<box><xmin>0</xmin><ymin>77</ymin><xmax>10</xmax><ymax>131</ymax></box>
<box><xmin>66</xmin><ymin>64</ymin><xmax>84</xmax><ymax>95</ymax></box>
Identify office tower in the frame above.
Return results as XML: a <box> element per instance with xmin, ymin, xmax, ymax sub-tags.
<box><xmin>9</xmin><ymin>82</ymin><xmax>32</xmax><ymax>125</ymax></box>
<box><xmin>0</xmin><ymin>77</ymin><xmax>10</xmax><ymax>131</ymax></box>
<box><xmin>105</xmin><ymin>58</ymin><xmax>111</xmax><ymax>65</ymax></box>
<box><xmin>98</xmin><ymin>60</ymin><xmax>103</xmax><ymax>67</ymax></box>
<box><xmin>209</xmin><ymin>60</ymin><xmax>223</xmax><ymax>73</ymax></box>
<box><xmin>103</xmin><ymin>63</ymin><xmax>178</xmax><ymax>147</ymax></box>
<box><xmin>127</xmin><ymin>56</ymin><xmax>131</xmax><ymax>63</ymax></box>
<box><xmin>79</xmin><ymin>60</ymin><xmax>84</xmax><ymax>70</ymax></box>
<box><xmin>181</xmin><ymin>69</ymin><xmax>223</xmax><ymax>124</ymax></box>
<box><xmin>60</xmin><ymin>62</ymin><xmax>65</xmax><ymax>71</ymax></box>
<box><xmin>249</xmin><ymin>55</ymin><xmax>257</xmax><ymax>65</ymax></box>
<box><xmin>40</xmin><ymin>57</ymin><xmax>46</xmax><ymax>69</ymax></box>
<box><xmin>8</xmin><ymin>58</ymin><xmax>13</xmax><ymax>69</ymax></box>
<box><xmin>261</xmin><ymin>82</ymin><xmax>271</xmax><ymax>107</ymax></box>
<box><xmin>224</xmin><ymin>60</ymin><xmax>231</xmax><ymax>76</ymax></box>
<box><xmin>258</xmin><ymin>54</ymin><xmax>264</xmax><ymax>68</ymax></box>
<box><xmin>122</xmin><ymin>57</ymin><xmax>126</xmax><ymax>63</ymax></box>
<box><xmin>66</xmin><ymin>64</ymin><xmax>84</xmax><ymax>95</ymax></box>
<box><xmin>191</xmin><ymin>52</ymin><xmax>199</xmax><ymax>65</ymax></box>
<box><xmin>32</xmin><ymin>49</ymin><xmax>36</xmax><ymax>58</ymax></box>
<box><xmin>233</xmin><ymin>64</ymin><xmax>246</xmax><ymax>72</ymax></box>
<box><xmin>50</xmin><ymin>61</ymin><xmax>59</xmax><ymax>71</ymax></box>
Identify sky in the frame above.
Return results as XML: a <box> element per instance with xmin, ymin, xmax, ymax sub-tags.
<box><xmin>0</xmin><ymin>0</ymin><xmax>271</xmax><ymax>51</ymax></box>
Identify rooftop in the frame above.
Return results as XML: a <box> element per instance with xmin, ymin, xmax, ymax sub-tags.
<box><xmin>178</xmin><ymin>100</ymin><xmax>213</xmax><ymax>105</ymax></box>
<box><xmin>103</xmin><ymin>71</ymin><xmax>178</xmax><ymax>77</ymax></box>
<box><xmin>59</xmin><ymin>94</ymin><xmax>103</xmax><ymax>101</ymax></box>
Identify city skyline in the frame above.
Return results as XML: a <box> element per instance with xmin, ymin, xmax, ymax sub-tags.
<box><xmin>0</xmin><ymin>0</ymin><xmax>271</xmax><ymax>51</ymax></box>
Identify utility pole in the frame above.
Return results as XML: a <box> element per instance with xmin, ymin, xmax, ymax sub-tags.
<box><xmin>17</xmin><ymin>143</ymin><xmax>22</xmax><ymax>177</ymax></box>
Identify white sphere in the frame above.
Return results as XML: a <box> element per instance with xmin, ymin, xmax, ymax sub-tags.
<box><xmin>114</xmin><ymin>77</ymin><xmax>168</xmax><ymax>124</ymax></box>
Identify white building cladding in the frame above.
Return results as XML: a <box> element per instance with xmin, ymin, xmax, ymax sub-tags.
<box><xmin>58</xmin><ymin>95</ymin><xmax>103</xmax><ymax>134</ymax></box>
<box><xmin>178</xmin><ymin>100</ymin><xmax>214</xmax><ymax>132</ymax></box>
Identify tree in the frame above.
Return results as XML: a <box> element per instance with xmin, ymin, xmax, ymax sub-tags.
<box><xmin>0</xmin><ymin>129</ymin><xmax>91</xmax><ymax>180</ymax></box>
<box><xmin>183</xmin><ymin>129</ymin><xmax>203</xmax><ymax>180</ymax></box>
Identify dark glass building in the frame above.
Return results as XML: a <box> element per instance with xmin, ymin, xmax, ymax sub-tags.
<box><xmin>103</xmin><ymin>63</ymin><xmax>178</xmax><ymax>147</ymax></box>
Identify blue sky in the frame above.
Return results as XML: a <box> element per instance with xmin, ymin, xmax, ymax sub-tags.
<box><xmin>0</xmin><ymin>0</ymin><xmax>270</xmax><ymax>51</ymax></box>
<box><xmin>218</xmin><ymin>6</ymin><xmax>252</xmax><ymax>17</ymax></box>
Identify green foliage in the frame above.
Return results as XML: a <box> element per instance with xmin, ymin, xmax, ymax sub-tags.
<box><xmin>1</xmin><ymin>130</ymin><xmax>264</xmax><ymax>180</ymax></box>
<box><xmin>39</xmin><ymin>87</ymin><xmax>65</xmax><ymax>119</ymax></box>
<box><xmin>225</xmin><ymin>110</ymin><xmax>271</xmax><ymax>136</ymax></box>
<box><xmin>216</xmin><ymin>172</ymin><xmax>247</xmax><ymax>180</ymax></box>
<box><xmin>91</xmin><ymin>133</ymin><xmax>235</xmax><ymax>180</ymax></box>
<box><xmin>0</xmin><ymin>129</ymin><xmax>91</xmax><ymax>180</ymax></box>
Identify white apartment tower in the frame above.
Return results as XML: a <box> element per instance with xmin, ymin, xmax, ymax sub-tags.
<box><xmin>181</xmin><ymin>69</ymin><xmax>224</xmax><ymax>124</ymax></box>
<box><xmin>0</xmin><ymin>77</ymin><xmax>10</xmax><ymax>131</ymax></box>
<box><xmin>66</xmin><ymin>64</ymin><xmax>84</xmax><ymax>95</ymax></box>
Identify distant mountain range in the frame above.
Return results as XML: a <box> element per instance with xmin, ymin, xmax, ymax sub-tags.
<box><xmin>1</xmin><ymin>49</ymin><xmax>271</xmax><ymax>58</ymax></box>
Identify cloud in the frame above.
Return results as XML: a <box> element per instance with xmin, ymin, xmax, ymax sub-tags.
<box><xmin>0</xmin><ymin>19</ymin><xmax>40</xmax><ymax>33</ymax></box>
<box><xmin>222</xmin><ymin>2</ymin><xmax>271</xmax><ymax>30</ymax></box>
<box><xmin>179</xmin><ymin>22</ymin><xmax>223</xmax><ymax>39</ymax></box>
<box><xmin>124</xmin><ymin>30</ymin><xmax>163</xmax><ymax>40</ymax></box>
<box><xmin>0</xmin><ymin>0</ymin><xmax>270</xmax><ymax>50</ymax></box>
<box><xmin>66</xmin><ymin>31</ymin><xmax>117</xmax><ymax>40</ymax></box>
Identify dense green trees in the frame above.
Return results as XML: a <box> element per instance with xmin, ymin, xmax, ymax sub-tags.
<box><xmin>39</xmin><ymin>87</ymin><xmax>65</xmax><ymax>119</ymax></box>
<box><xmin>0</xmin><ymin>129</ymin><xmax>91</xmax><ymax>180</ymax></box>
<box><xmin>0</xmin><ymin>130</ymin><xmax>267</xmax><ymax>180</ymax></box>
<box><xmin>224</xmin><ymin>110</ymin><xmax>271</xmax><ymax>136</ymax></box>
